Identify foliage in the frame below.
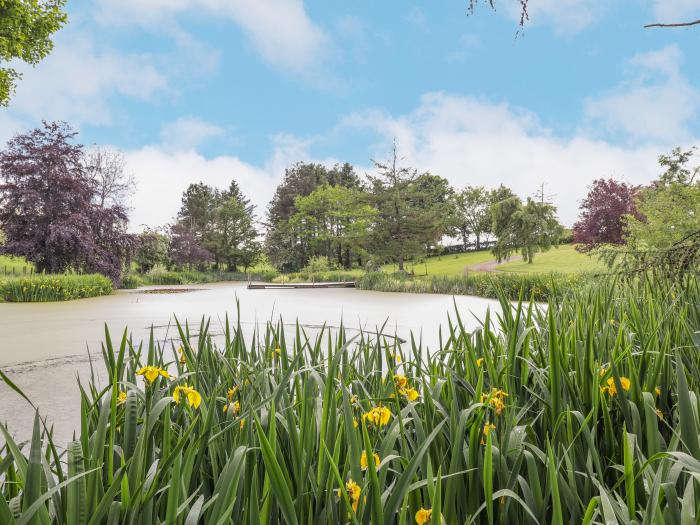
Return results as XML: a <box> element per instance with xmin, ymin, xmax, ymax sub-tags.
<box><xmin>168</xmin><ymin>223</ymin><xmax>213</xmax><ymax>270</ymax></box>
<box><xmin>137</xmin><ymin>269</ymin><xmax>277</xmax><ymax>286</ymax></box>
<box><xmin>301</xmin><ymin>255</ymin><xmax>336</xmax><ymax>273</ymax></box>
<box><xmin>358</xmin><ymin>270</ymin><xmax>586</xmax><ymax>301</ymax></box>
<box><xmin>0</xmin><ymin>122</ymin><xmax>134</xmax><ymax>283</ymax></box>
<box><xmin>265</xmin><ymin>162</ymin><xmax>361</xmax><ymax>271</ymax></box>
<box><xmin>624</xmin><ymin>148</ymin><xmax>700</xmax><ymax>251</ymax></box>
<box><xmin>0</xmin><ymin>0</ymin><xmax>67</xmax><ymax>106</ymax></box>
<box><xmin>512</xmin><ymin>198</ymin><xmax>563</xmax><ymax>263</ymax></box>
<box><xmin>134</xmin><ymin>229</ymin><xmax>169</xmax><ymax>273</ymax></box>
<box><xmin>491</xmin><ymin>190</ymin><xmax>563</xmax><ymax>264</ymax></box>
<box><xmin>120</xmin><ymin>273</ymin><xmax>144</xmax><ymax>289</ymax></box>
<box><xmin>573</xmin><ymin>178</ymin><xmax>640</xmax><ymax>252</ymax></box>
<box><xmin>2</xmin><ymin>277</ymin><xmax>699</xmax><ymax>522</ymax></box>
<box><xmin>0</xmin><ymin>273</ymin><xmax>112</xmax><ymax>301</ymax></box>
<box><xmin>289</xmin><ymin>185</ymin><xmax>375</xmax><ymax>269</ymax></box>
<box><xmin>453</xmin><ymin>185</ymin><xmax>492</xmax><ymax>250</ymax></box>
<box><xmin>175</xmin><ymin>180</ymin><xmax>260</xmax><ymax>271</ymax></box>
<box><xmin>603</xmin><ymin>147</ymin><xmax>700</xmax><ymax>276</ymax></box>
<box><xmin>273</xmin><ymin>269</ymin><xmax>362</xmax><ymax>284</ymax></box>
<box><xmin>489</xmin><ymin>187</ymin><xmax>521</xmax><ymax>262</ymax></box>
<box><xmin>368</xmin><ymin>143</ymin><xmax>452</xmax><ymax>272</ymax></box>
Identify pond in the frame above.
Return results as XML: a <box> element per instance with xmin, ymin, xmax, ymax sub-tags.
<box><xmin>0</xmin><ymin>282</ymin><xmax>500</xmax><ymax>442</ymax></box>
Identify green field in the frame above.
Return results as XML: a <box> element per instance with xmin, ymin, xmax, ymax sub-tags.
<box><xmin>381</xmin><ymin>250</ymin><xmax>494</xmax><ymax>275</ymax></box>
<box><xmin>381</xmin><ymin>244</ymin><xmax>604</xmax><ymax>276</ymax></box>
<box><xmin>496</xmin><ymin>244</ymin><xmax>606</xmax><ymax>274</ymax></box>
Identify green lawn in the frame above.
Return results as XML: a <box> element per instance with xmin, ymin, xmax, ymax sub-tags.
<box><xmin>380</xmin><ymin>244</ymin><xmax>605</xmax><ymax>277</ymax></box>
<box><xmin>381</xmin><ymin>249</ymin><xmax>494</xmax><ymax>276</ymax></box>
<box><xmin>496</xmin><ymin>244</ymin><xmax>606</xmax><ymax>274</ymax></box>
<box><xmin>0</xmin><ymin>255</ymin><xmax>33</xmax><ymax>276</ymax></box>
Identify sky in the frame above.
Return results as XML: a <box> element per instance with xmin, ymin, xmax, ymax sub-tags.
<box><xmin>1</xmin><ymin>0</ymin><xmax>699</xmax><ymax>230</ymax></box>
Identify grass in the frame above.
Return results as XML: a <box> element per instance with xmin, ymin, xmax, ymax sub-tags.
<box><xmin>272</xmin><ymin>269</ymin><xmax>364</xmax><ymax>284</ymax></box>
<box><xmin>0</xmin><ymin>276</ymin><xmax>698</xmax><ymax>523</ymax></box>
<box><xmin>496</xmin><ymin>244</ymin><xmax>606</xmax><ymax>274</ymax></box>
<box><xmin>0</xmin><ymin>274</ymin><xmax>113</xmax><ymax>302</ymax></box>
<box><xmin>121</xmin><ymin>269</ymin><xmax>278</xmax><ymax>288</ymax></box>
<box><xmin>381</xmin><ymin>249</ymin><xmax>494</xmax><ymax>276</ymax></box>
<box><xmin>358</xmin><ymin>271</ymin><xmax>589</xmax><ymax>302</ymax></box>
<box><xmin>0</xmin><ymin>255</ymin><xmax>34</xmax><ymax>276</ymax></box>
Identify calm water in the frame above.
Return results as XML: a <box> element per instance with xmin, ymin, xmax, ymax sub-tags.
<box><xmin>0</xmin><ymin>282</ymin><xmax>500</xmax><ymax>443</ymax></box>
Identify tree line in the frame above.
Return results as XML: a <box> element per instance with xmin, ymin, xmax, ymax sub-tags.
<box><xmin>1</xmin><ymin>121</ymin><xmax>697</xmax><ymax>283</ymax></box>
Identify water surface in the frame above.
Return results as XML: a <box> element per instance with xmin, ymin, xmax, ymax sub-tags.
<box><xmin>0</xmin><ymin>282</ymin><xmax>500</xmax><ymax>442</ymax></box>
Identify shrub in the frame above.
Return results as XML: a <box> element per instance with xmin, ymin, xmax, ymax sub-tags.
<box><xmin>137</xmin><ymin>269</ymin><xmax>278</xmax><ymax>286</ymax></box>
<box><xmin>120</xmin><ymin>273</ymin><xmax>144</xmax><ymax>289</ymax></box>
<box><xmin>0</xmin><ymin>273</ymin><xmax>113</xmax><ymax>302</ymax></box>
<box><xmin>301</xmin><ymin>255</ymin><xmax>336</xmax><ymax>274</ymax></box>
<box><xmin>272</xmin><ymin>269</ymin><xmax>362</xmax><ymax>284</ymax></box>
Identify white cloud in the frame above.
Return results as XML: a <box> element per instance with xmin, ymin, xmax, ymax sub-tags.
<box><xmin>340</xmin><ymin>92</ymin><xmax>664</xmax><ymax>226</ymax></box>
<box><xmin>585</xmin><ymin>45</ymin><xmax>700</xmax><ymax>144</ymax></box>
<box><xmin>96</xmin><ymin>0</ymin><xmax>327</xmax><ymax>74</ymax></box>
<box><xmin>650</xmin><ymin>0</ymin><xmax>700</xmax><ymax>22</ymax></box>
<box><xmin>125</xmin><ymin>147</ymin><xmax>277</xmax><ymax>230</ymax></box>
<box><xmin>9</xmin><ymin>34</ymin><xmax>167</xmax><ymax>125</ymax></box>
<box><xmin>160</xmin><ymin>117</ymin><xmax>225</xmax><ymax>151</ymax></box>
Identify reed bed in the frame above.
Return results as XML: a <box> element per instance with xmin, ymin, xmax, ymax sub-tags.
<box><xmin>0</xmin><ymin>276</ymin><xmax>699</xmax><ymax>524</ymax></box>
<box><xmin>0</xmin><ymin>274</ymin><xmax>112</xmax><ymax>302</ymax></box>
<box><xmin>358</xmin><ymin>271</ymin><xmax>589</xmax><ymax>302</ymax></box>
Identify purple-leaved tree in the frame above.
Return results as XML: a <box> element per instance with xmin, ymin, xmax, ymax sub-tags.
<box><xmin>572</xmin><ymin>178</ymin><xmax>640</xmax><ymax>252</ymax></box>
<box><xmin>0</xmin><ymin>121</ymin><xmax>134</xmax><ymax>282</ymax></box>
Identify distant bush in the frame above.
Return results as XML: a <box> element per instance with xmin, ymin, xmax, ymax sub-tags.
<box><xmin>357</xmin><ymin>271</ymin><xmax>590</xmax><ymax>301</ymax></box>
<box><xmin>301</xmin><ymin>255</ymin><xmax>336</xmax><ymax>274</ymax></box>
<box><xmin>272</xmin><ymin>269</ymin><xmax>362</xmax><ymax>284</ymax></box>
<box><xmin>0</xmin><ymin>274</ymin><xmax>113</xmax><ymax>302</ymax></box>
<box><xmin>120</xmin><ymin>274</ymin><xmax>144</xmax><ymax>289</ymax></box>
<box><xmin>127</xmin><ymin>269</ymin><xmax>278</xmax><ymax>287</ymax></box>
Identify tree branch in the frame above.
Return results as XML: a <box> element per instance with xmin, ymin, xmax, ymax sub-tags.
<box><xmin>645</xmin><ymin>19</ymin><xmax>700</xmax><ymax>28</ymax></box>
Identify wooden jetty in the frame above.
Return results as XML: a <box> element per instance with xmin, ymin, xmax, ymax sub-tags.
<box><xmin>247</xmin><ymin>281</ymin><xmax>356</xmax><ymax>290</ymax></box>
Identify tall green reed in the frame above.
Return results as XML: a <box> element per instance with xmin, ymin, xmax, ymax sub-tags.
<box><xmin>0</xmin><ymin>275</ymin><xmax>698</xmax><ymax>524</ymax></box>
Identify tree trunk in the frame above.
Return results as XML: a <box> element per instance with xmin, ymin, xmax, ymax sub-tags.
<box><xmin>398</xmin><ymin>254</ymin><xmax>404</xmax><ymax>272</ymax></box>
<box><xmin>476</xmin><ymin>233</ymin><xmax>481</xmax><ymax>250</ymax></box>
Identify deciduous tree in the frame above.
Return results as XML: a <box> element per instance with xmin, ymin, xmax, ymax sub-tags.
<box><xmin>0</xmin><ymin>121</ymin><xmax>134</xmax><ymax>281</ymax></box>
<box><xmin>573</xmin><ymin>179</ymin><xmax>639</xmax><ymax>252</ymax></box>
<box><xmin>0</xmin><ymin>0</ymin><xmax>67</xmax><ymax>106</ymax></box>
<box><xmin>454</xmin><ymin>185</ymin><xmax>492</xmax><ymax>250</ymax></box>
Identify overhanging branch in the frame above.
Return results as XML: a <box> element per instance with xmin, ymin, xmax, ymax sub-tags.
<box><xmin>645</xmin><ymin>19</ymin><xmax>700</xmax><ymax>28</ymax></box>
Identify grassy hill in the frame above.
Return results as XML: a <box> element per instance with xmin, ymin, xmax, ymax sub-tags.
<box><xmin>495</xmin><ymin>244</ymin><xmax>606</xmax><ymax>274</ymax></box>
<box><xmin>381</xmin><ymin>250</ymin><xmax>494</xmax><ymax>276</ymax></box>
<box><xmin>381</xmin><ymin>244</ymin><xmax>605</xmax><ymax>277</ymax></box>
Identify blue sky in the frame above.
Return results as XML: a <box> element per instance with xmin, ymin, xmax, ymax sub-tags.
<box><xmin>2</xmin><ymin>0</ymin><xmax>699</xmax><ymax>229</ymax></box>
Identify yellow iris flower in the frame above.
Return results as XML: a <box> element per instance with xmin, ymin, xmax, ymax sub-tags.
<box><xmin>360</xmin><ymin>451</ymin><xmax>381</xmax><ymax>470</ymax></box>
<box><xmin>601</xmin><ymin>376</ymin><xmax>631</xmax><ymax>398</ymax></box>
<box><xmin>363</xmin><ymin>405</ymin><xmax>392</xmax><ymax>427</ymax></box>
<box><xmin>117</xmin><ymin>391</ymin><xmax>127</xmax><ymax>404</ymax></box>
<box><xmin>340</xmin><ymin>479</ymin><xmax>361</xmax><ymax>513</ymax></box>
<box><xmin>173</xmin><ymin>383</ymin><xmax>202</xmax><ymax>409</ymax></box>
<box><xmin>136</xmin><ymin>365</ymin><xmax>170</xmax><ymax>384</ymax></box>
<box><xmin>480</xmin><ymin>388</ymin><xmax>508</xmax><ymax>415</ymax></box>
<box><xmin>415</xmin><ymin>507</ymin><xmax>432</xmax><ymax>525</ymax></box>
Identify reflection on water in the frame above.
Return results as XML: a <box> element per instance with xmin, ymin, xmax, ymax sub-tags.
<box><xmin>0</xmin><ymin>282</ymin><xmax>500</xmax><ymax>443</ymax></box>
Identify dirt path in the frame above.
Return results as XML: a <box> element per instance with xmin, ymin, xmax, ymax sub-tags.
<box><xmin>465</xmin><ymin>255</ymin><xmax>523</xmax><ymax>273</ymax></box>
